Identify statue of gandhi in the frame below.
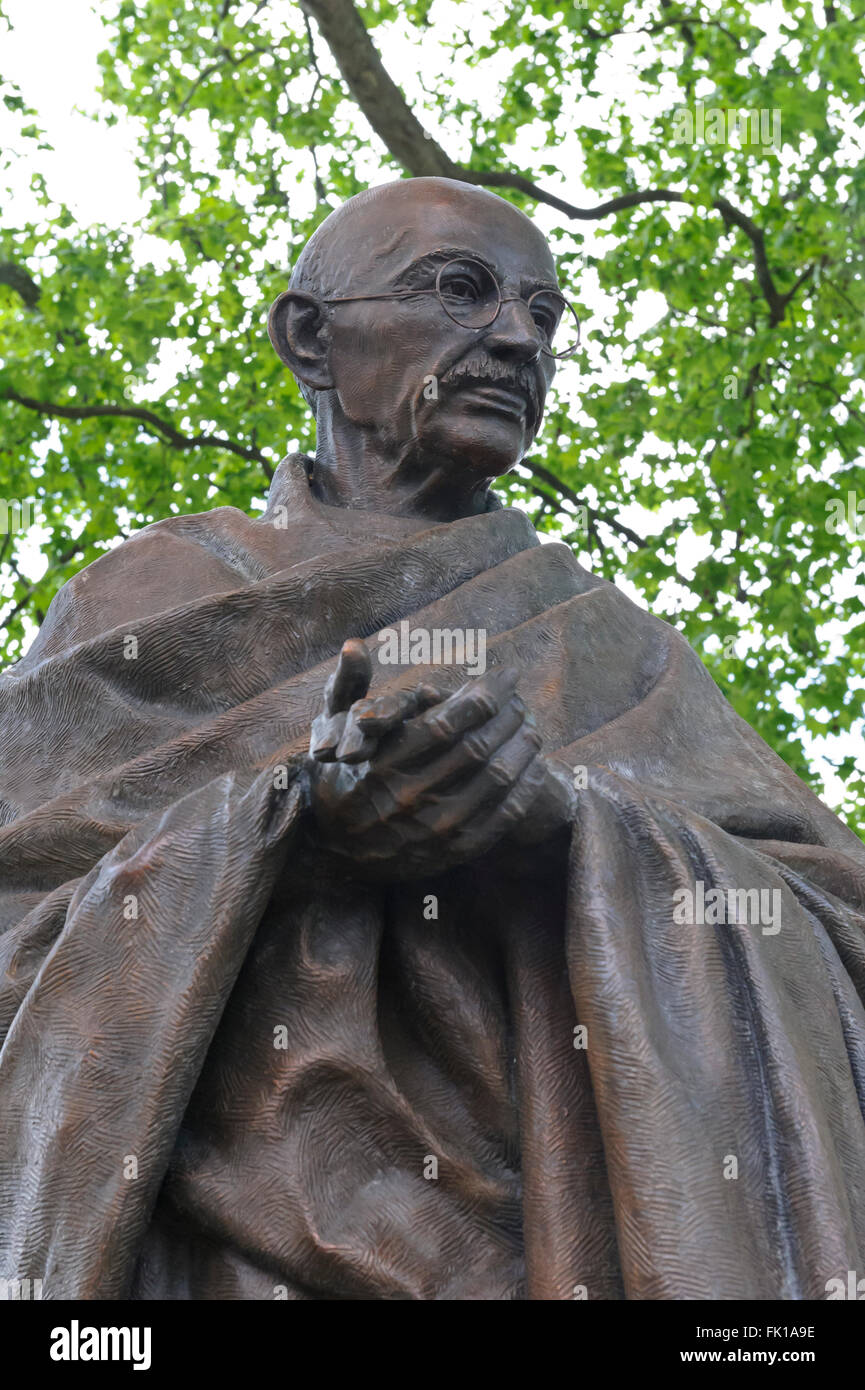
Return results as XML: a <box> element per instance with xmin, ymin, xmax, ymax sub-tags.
<box><xmin>271</xmin><ymin>177</ymin><xmax>579</xmax><ymax>880</ymax></box>
<box><xmin>2</xmin><ymin>177</ymin><xmax>865</xmax><ymax>1302</ymax></box>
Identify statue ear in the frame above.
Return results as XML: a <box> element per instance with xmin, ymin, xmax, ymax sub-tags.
<box><xmin>267</xmin><ymin>290</ymin><xmax>334</xmax><ymax>390</ymax></box>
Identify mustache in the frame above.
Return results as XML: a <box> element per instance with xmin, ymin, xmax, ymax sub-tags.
<box><xmin>439</xmin><ymin>358</ymin><xmax>542</xmax><ymax>429</ymax></box>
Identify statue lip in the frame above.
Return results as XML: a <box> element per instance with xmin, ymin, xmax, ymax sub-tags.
<box><xmin>455</xmin><ymin>381</ymin><xmax>529</xmax><ymax>421</ymax></box>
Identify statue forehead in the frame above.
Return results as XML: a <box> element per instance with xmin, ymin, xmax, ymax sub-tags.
<box><xmin>299</xmin><ymin>178</ymin><xmax>558</xmax><ymax>293</ymax></box>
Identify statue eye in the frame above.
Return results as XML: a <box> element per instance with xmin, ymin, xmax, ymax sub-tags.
<box><xmin>436</xmin><ymin>258</ymin><xmax>500</xmax><ymax>327</ymax></box>
<box><xmin>439</xmin><ymin>263</ymin><xmax>486</xmax><ymax>303</ymax></box>
<box><xmin>448</xmin><ymin>277</ymin><xmax>478</xmax><ymax>301</ymax></box>
<box><xmin>529</xmin><ymin>292</ymin><xmax>564</xmax><ymax>342</ymax></box>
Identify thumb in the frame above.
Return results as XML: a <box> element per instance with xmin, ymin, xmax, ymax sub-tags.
<box><xmin>324</xmin><ymin>638</ymin><xmax>373</xmax><ymax>716</ymax></box>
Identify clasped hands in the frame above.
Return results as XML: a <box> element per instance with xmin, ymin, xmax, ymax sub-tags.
<box><xmin>305</xmin><ymin>638</ymin><xmax>574</xmax><ymax>880</ymax></box>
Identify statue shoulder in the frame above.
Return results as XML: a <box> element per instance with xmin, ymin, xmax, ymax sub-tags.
<box><xmin>14</xmin><ymin>504</ymin><xmax>270</xmax><ymax>671</ymax></box>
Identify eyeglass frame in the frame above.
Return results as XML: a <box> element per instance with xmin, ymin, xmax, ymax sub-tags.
<box><xmin>320</xmin><ymin>255</ymin><xmax>581</xmax><ymax>360</ymax></box>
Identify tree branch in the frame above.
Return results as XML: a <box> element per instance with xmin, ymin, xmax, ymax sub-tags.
<box><xmin>0</xmin><ymin>536</ymin><xmax>90</xmax><ymax>630</ymax></box>
<box><xmin>299</xmin><ymin>0</ymin><xmax>465</xmax><ymax>180</ymax></box>
<box><xmin>526</xmin><ymin>459</ymin><xmax>649</xmax><ymax>550</ymax></box>
<box><xmin>526</xmin><ymin>453</ymin><xmax>710</xmax><ymax>602</ymax></box>
<box><xmin>584</xmin><ymin>14</ymin><xmax>743</xmax><ymax>50</ymax></box>
<box><xmin>800</xmin><ymin>378</ymin><xmax>865</xmax><ymax>432</ymax></box>
<box><xmin>0</xmin><ymin>262</ymin><xmax>40</xmax><ymax>307</ymax></box>
<box><xmin>301</xmin><ymin>0</ymin><xmax>809</xmax><ymax>327</ymax></box>
<box><xmin>3</xmin><ymin>390</ymin><xmax>274</xmax><ymax>479</ymax></box>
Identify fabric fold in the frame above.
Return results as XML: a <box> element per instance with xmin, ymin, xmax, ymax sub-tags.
<box><xmin>1</xmin><ymin>454</ymin><xmax>863</xmax><ymax>1299</ymax></box>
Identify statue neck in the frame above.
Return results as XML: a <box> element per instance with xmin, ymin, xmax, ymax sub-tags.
<box><xmin>308</xmin><ymin>408</ymin><xmax>496</xmax><ymax>523</ymax></box>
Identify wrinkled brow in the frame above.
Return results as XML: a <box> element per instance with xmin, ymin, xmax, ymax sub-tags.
<box><xmin>520</xmin><ymin>275</ymin><xmax>561</xmax><ymax>296</ymax></box>
<box><xmin>393</xmin><ymin>248</ymin><xmax>561</xmax><ymax>297</ymax></box>
<box><xmin>392</xmin><ymin>248</ymin><xmax>499</xmax><ymax>287</ymax></box>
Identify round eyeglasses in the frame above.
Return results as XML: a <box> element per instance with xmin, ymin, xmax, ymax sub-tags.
<box><xmin>323</xmin><ymin>256</ymin><xmax>581</xmax><ymax>360</ymax></box>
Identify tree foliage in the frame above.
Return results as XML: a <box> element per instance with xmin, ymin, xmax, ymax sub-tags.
<box><xmin>1</xmin><ymin>0</ymin><xmax>864</xmax><ymax>831</ymax></box>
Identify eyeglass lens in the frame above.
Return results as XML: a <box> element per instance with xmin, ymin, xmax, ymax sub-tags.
<box><xmin>435</xmin><ymin>257</ymin><xmax>579</xmax><ymax>358</ymax></box>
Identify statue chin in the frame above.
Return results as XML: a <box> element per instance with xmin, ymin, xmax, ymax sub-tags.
<box><xmin>417</xmin><ymin>406</ymin><xmax>530</xmax><ymax>480</ymax></box>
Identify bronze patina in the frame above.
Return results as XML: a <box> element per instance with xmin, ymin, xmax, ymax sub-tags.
<box><xmin>1</xmin><ymin>178</ymin><xmax>864</xmax><ymax>1300</ymax></box>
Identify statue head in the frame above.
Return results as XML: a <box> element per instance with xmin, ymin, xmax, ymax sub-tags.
<box><xmin>268</xmin><ymin>177</ymin><xmax>576</xmax><ymax>520</ymax></box>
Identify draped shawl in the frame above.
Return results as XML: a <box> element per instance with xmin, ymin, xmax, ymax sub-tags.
<box><xmin>1</xmin><ymin>455</ymin><xmax>864</xmax><ymax>1300</ymax></box>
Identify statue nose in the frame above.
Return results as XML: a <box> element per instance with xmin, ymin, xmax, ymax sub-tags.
<box><xmin>482</xmin><ymin>298</ymin><xmax>543</xmax><ymax>364</ymax></box>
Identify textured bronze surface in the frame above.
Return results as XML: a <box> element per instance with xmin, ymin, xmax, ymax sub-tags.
<box><xmin>1</xmin><ymin>179</ymin><xmax>864</xmax><ymax>1300</ymax></box>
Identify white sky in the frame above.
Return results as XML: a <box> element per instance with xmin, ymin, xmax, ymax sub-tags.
<box><xmin>1</xmin><ymin>0</ymin><xmax>862</xmax><ymax>810</ymax></box>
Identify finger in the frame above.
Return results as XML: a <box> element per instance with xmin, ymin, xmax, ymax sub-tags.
<box><xmin>310</xmin><ymin>709</ymin><xmax>347</xmax><ymax>762</ymax></box>
<box><xmin>395</xmin><ymin>695</ymin><xmax>528</xmax><ymax>791</ymax></box>
<box><xmin>450</xmin><ymin>754</ymin><xmax>548</xmax><ymax>857</ymax></box>
<box><xmin>324</xmin><ymin>639</ymin><xmax>372</xmax><ymax>717</ymax></box>
<box><xmin>339</xmin><ymin>707</ymin><xmax>535</xmax><ymax>838</ymax></box>
<box><xmin>411</xmin><ymin>725</ymin><xmax>542</xmax><ymax>838</ymax></box>
<box><xmin>375</xmin><ymin>666</ymin><xmax>519</xmax><ymax>771</ymax></box>
<box><xmin>335</xmin><ymin>683</ymin><xmax>443</xmax><ymax>763</ymax></box>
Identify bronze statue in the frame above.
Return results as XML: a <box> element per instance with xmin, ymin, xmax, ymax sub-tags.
<box><xmin>1</xmin><ymin>177</ymin><xmax>864</xmax><ymax>1300</ymax></box>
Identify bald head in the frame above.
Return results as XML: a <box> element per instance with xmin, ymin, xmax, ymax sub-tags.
<box><xmin>268</xmin><ymin>175</ymin><xmax>561</xmax><ymax>521</ymax></box>
<box><xmin>290</xmin><ymin>177</ymin><xmax>557</xmax><ymax>300</ymax></box>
